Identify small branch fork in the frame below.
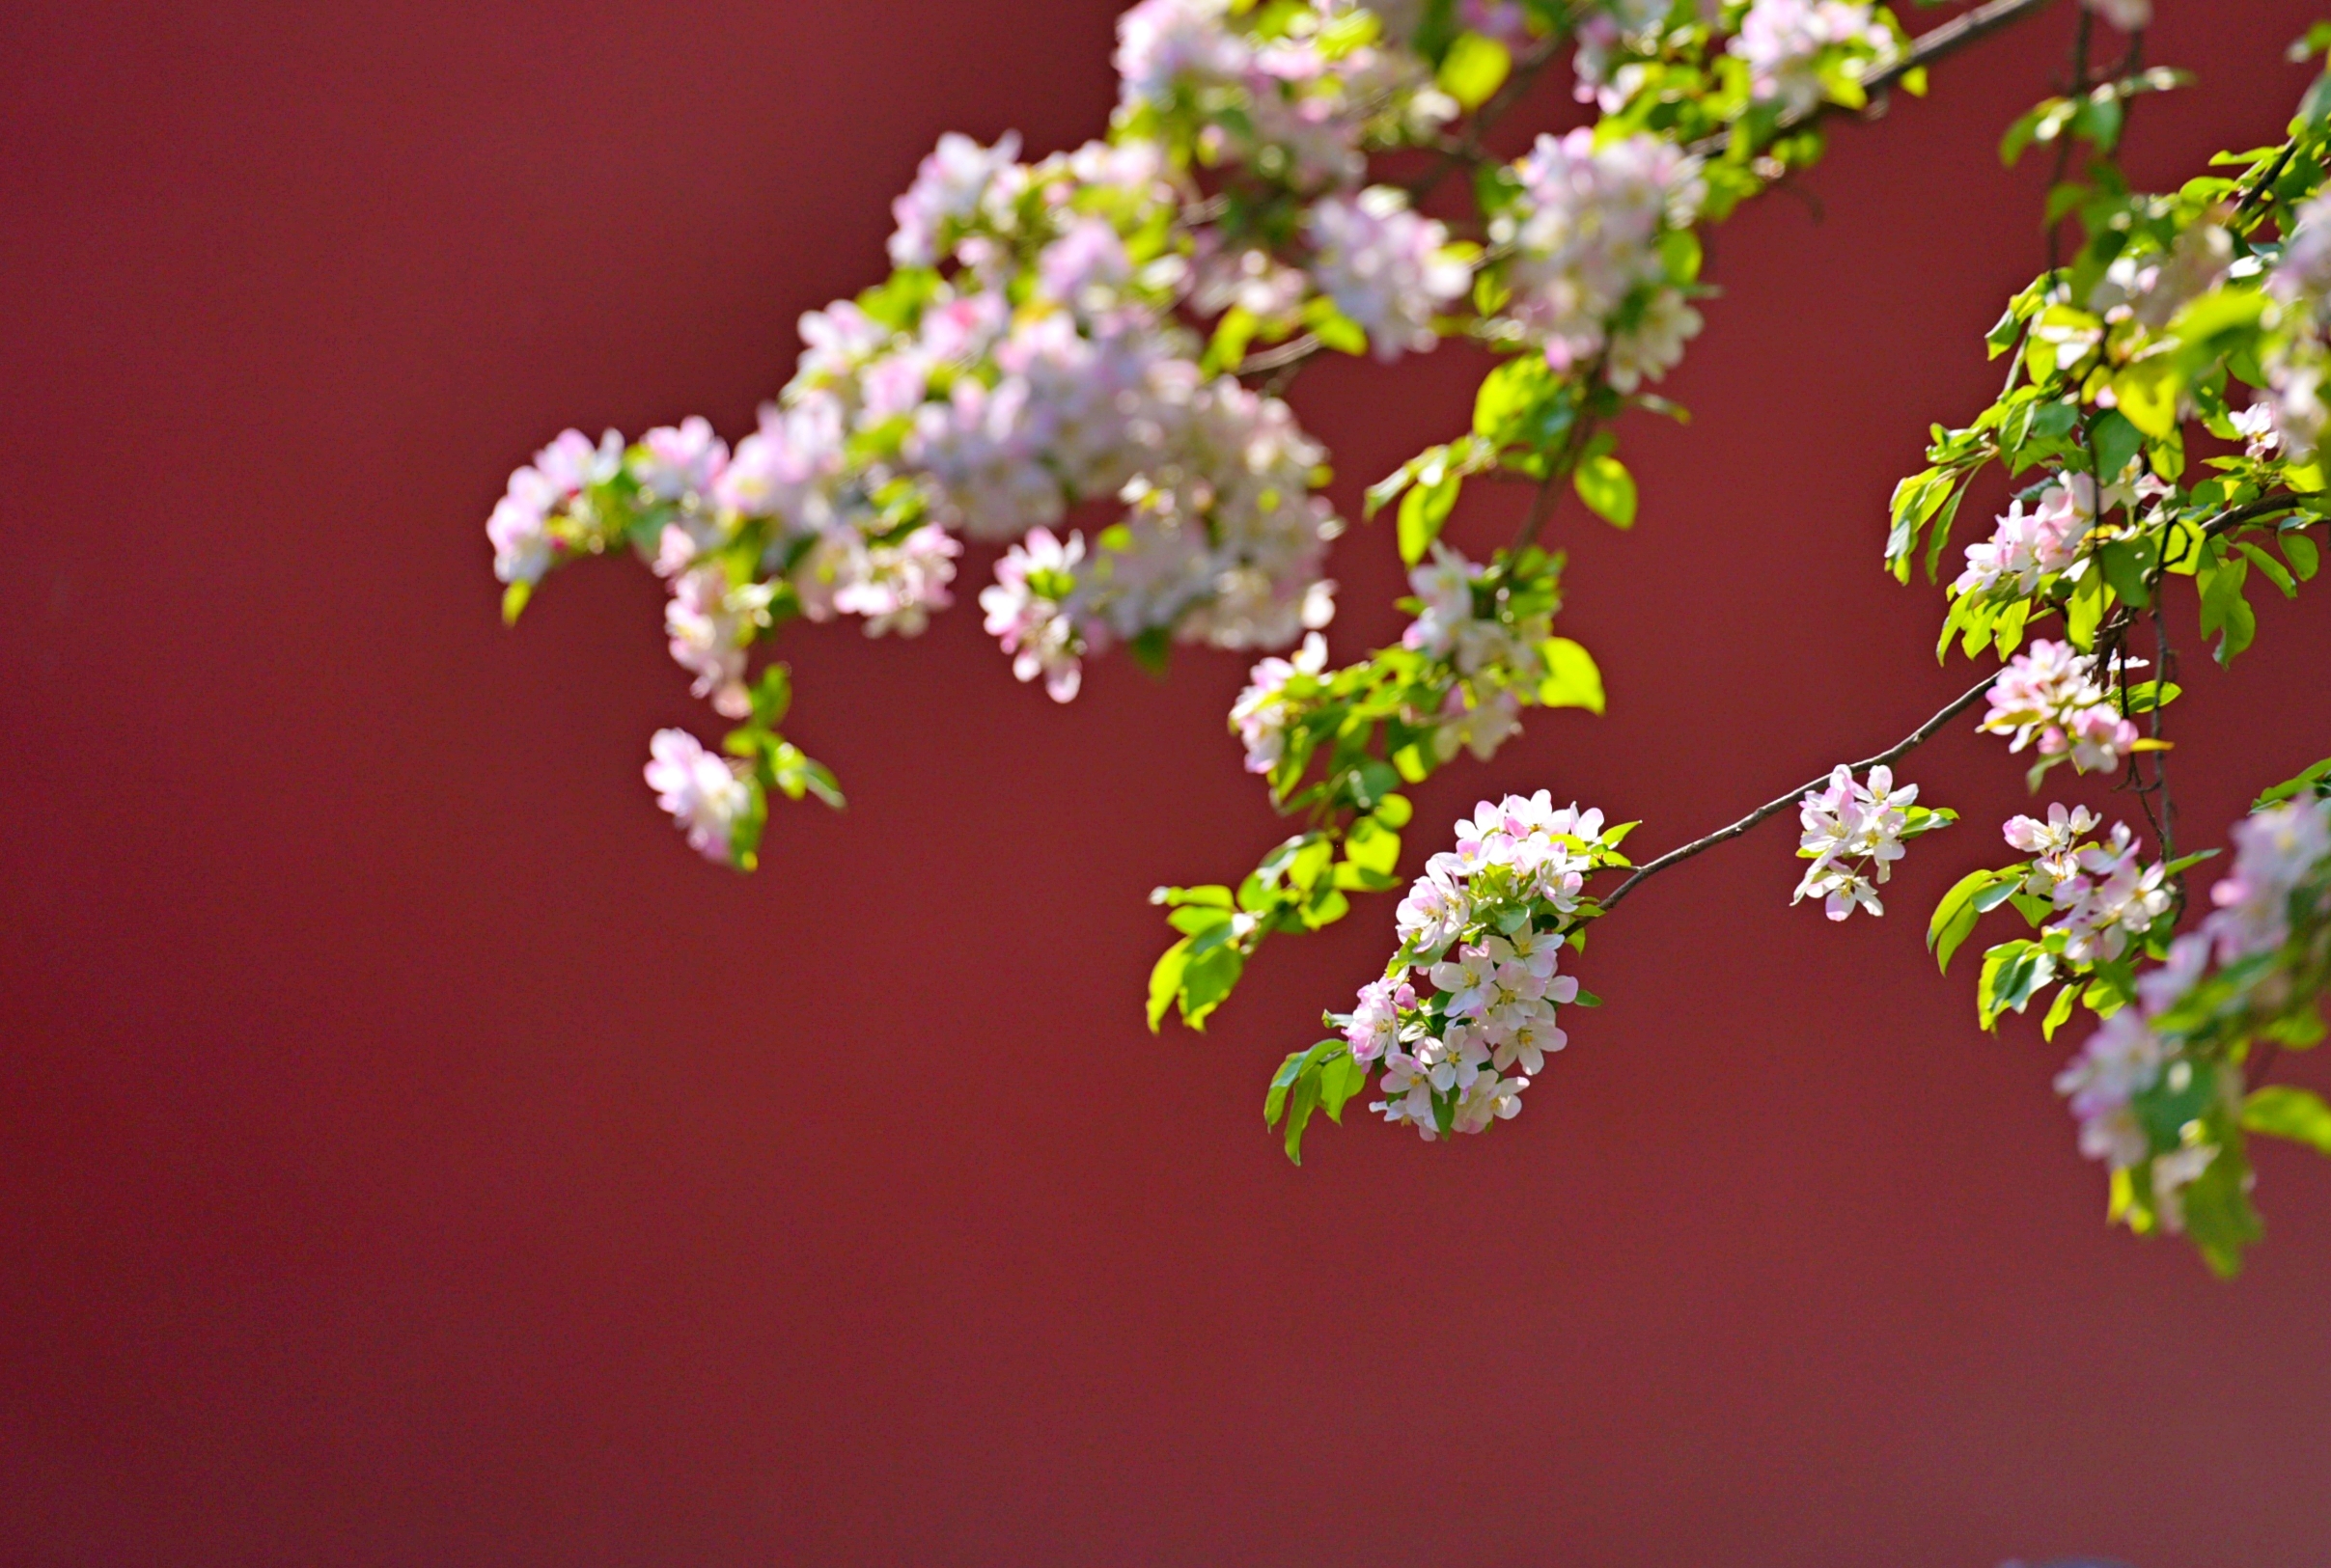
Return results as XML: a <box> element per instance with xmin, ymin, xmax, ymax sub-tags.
<box><xmin>1597</xmin><ymin>674</ymin><xmax>1999</xmax><ymax>912</ymax></box>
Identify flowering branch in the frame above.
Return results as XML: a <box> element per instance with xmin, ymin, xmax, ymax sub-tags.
<box><xmin>1684</xmin><ymin>0</ymin><xmax>2062</xmax><ymax>157</ymax></box>
<box><xmin>1598</xmin><ymin>674</ymin><xmax>1999</xmax><ymax>912</ymax></box>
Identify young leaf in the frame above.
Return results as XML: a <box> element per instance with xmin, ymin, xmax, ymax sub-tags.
<box><xmin>1147</xmin><ymin>937</ymin><xmax>1192</xmax><ymax>1032</ymax></box>
<box><xmin>1537</xmin><ymin>638</ymin><xmax>1606</xmax><ymax>714</ymax></box>
<box><xmin>1573</xmin><ymin>454</ymin><xmax>1637</xmax><ymax>530</ymax></box>
<box><xmin>2241</xmin><ymin>1086</ymin><xmax>2331</xmax><ymax>1154</ymax></box>
<box><xmin>1437</xmin><ymin>31</ymin><xmax>1512</xmax><ymax>110</ymax></box>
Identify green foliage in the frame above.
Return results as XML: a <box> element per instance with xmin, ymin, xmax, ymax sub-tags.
<box><xmin>2241</xmin><ymin>1086</ymin><xmax>2331</xmax><ymax>1155</ymax></box>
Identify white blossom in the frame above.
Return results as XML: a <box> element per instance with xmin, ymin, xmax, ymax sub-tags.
<box><xmin>1304</xmin><ymin>186</ymin><xmax>1470</xmax><ymax>361</ymax></box>
<box><xmin>643</xmin><ymin>729</ymin><xmax>752</xmax><ymax>866</ymax></box>
<box><xmin>2046</xmin><ymin>821</ymin><xmax>2173</xmax><ymax>964</ymax></box>
<box><xmin>1730</xmin><ymin>0</ymin><xmax>1896</xmax><ymax>116</ymax></box>
<box><xmin>1792</xmin><ymin>763</ymin><xmax>1920</xmax><ymax>921</ymax></box>
<box><xmin>1229</xmin><ymin>632</ymin><xmax>1329</xmax><ymax>773</ymax></box>
<box><xmin>2204</xmin><ymin>796</ymin><xmax>2331</xmax><ymax>964</ymax></box>
<box><xmin>1979</xmin><ymin>640</ymin><xmax>2141</xmax><ymax>778</ymax></box>
<box><xmin>1495</xmin><ymin>128</ymin><xmax>1705</xmax><ymax>389</ymax></box>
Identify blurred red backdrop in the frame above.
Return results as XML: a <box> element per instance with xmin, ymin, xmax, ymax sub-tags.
<box><xmin>5</xmin><ymin>2</ymin><xmax>2330</xmax><ymax>1563</ymax></box>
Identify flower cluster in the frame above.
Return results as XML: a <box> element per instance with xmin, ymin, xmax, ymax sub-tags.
<box><xmin>1491</xmin><ymin>128</ymin><xmax>1707</xmax><ymax>389</ymax></box>
<box><xmin>1792</xmin><ymin>763</ymin><xmax>1950</xmax><ymax>920</ymax></box>
<box><xmin>1978</xmin><ymin>640</ymin><xmax>2143</xmax><ymax>783</ymax></box>
<box><xmin>643</xmin><ymin>729</ymin><xmax>753</xmax><ymax>867</ymax></box>
<box><xmin>1729</xmin><ymin>0</ymin><xmax>1897</xmax><ymax>117</ymax></box>
<box><xmin>2052</xmin><ymin>794</ymin><xmax>2331</xmax><ymax>1254</ymax></box>
<box><xmin>2040</xmin><ymin>819</ymin><xmax>2174</xmax><ymax>965</ymax></box>
<box><xmin>1304</xmin><ymin>186</ymin><xmax>1472</xmax><ymax>361</ymax></box>
<box><xmin>2264</xmin><ymin>191</ymin><xmax>2331</xmax><ymax>459</ymax></box>
<box><xmin>1112</xmin><ymin>0</ymin><xmax>1453</xmax><ymax>193</ymax></box>
<box><xmin>1327</xmin><ymin>794</ymin><xmax>1628</xmax><ymax>1142</ymax></box>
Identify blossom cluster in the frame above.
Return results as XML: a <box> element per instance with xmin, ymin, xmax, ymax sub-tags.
<box><xmin>1792</xmin><ymin>763</ymin><xmax>1949</xmax><ymax>921</ymax></box>
<box><xmin>1728</xmin><ymin>0</ymin><xmax>1898</xmax><ymax>117</ymax></box>
<box><xmin>1491</xmin><ymin>128</ymin><xmax>1707</xmax><ymax>389</ymax></box>
<box><xmin>2053</xmin><ymin>795</ymin><xmax>2331</xmax><ymax>1240</ymax></box>
<box><xmin>1331</xmin><ymin>793</ymin><xmax>1627</xmax><ymax>1141</ymax></box>
<box><xmin>1978</xmin><ymin>640</ymin><xmax>2143</xmax><ymax>784</ymax></box>
<box><xmin>2264</xmin><ymin>190</ymin><xmax>2331</xmax><ymax>459</ymax></box>
<box><xmin>1951</xmin><ymin>468</ymin><xmax>2165</xmax><ymax>604</ymax></box>
<box><xmin>1112</xmin><ymin>0</ymin><xmax>1454</xmax><ymax>193</ymax></box>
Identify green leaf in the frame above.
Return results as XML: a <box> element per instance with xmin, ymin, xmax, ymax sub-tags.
<box><xmin>2280</xmin><ymin>531</ymin><xmax>2319</xmax><ymax>582</ymax></box>
<box><xmin>1929</xmin><ymin>868</ymin><xmax>2010</xmax><ymax>974</ymax></box>
<box><xmin>1398</xmin><ymin>470</ymin><xmax>1460</xmax><ymax>565</ymax></box>
<box><xmin>2253</xmin><ymin>756</ymin><xmax>2331</xmax><ymax>810</ymax></box>
<box><xmin>1282</xmin><ymin>1070</ymin><xmax>1321</xmax><ymax>1165</ymax></box>
<box><xmin>1537</xmin><ymin>637</ymin><xmax>1605</xmax><ymax>714</ymax></box>
<box><xmin>1318</xmin><ymin>1048</ymin><xmax>1367</xmax><ymax>1123</ymax></box>
<box><xmin>1167</xmin><ymin>906</ymin><xmax>1235</xmax><ymax>936</ymax></box>
<box><xmin>500</xmin><ymin>581</ymin><xmax>533</xmax><ymax>624</ymax></box>
<box><xmin>1147</xmin><ymin>937</ymin><xmax>1192</xmax><ymax>1032</ymax></box>
<box><xmin>2235</xmin><ymin>540</ymin><xmax>2299</xmax><ymax>598</ymax></box>
<box><xmin>2120</xmin><ymin>679</ymin><xmax>2181</xmax><ymax>714</ymax></box>
<box><xmin>1572</xmin><ymin>454</ymin><xmax>1637</xmax><ymax>530</ymax></box>
<box><xmin>2040</xmin><ymin>981</ymin><xmax>2079</xmax><ymax>1042</ymax></box>
<box><xmin>1179</xmin><ymin>944</ymin><xmax>1244</xmax><ymax>1032</ymax></box>
<box><xmin>1436</xmin><ymin>31</ymin><xmax>1512</xmax><ymax>110</ymax></box>
<box><xmin>1978</xmin><ymin>940</ymin><xmax>2055</xmax><ymax>1030</ymax></box>
<box><xmin>2242</xmin><ymin>1086</ymin><xmax>2331</xmax><ymax>1153</ymax></box>
<box><xmin>2090</xmin><ymin>409</ymin><xmax>2144</xmax><ymax>486</ymax></box>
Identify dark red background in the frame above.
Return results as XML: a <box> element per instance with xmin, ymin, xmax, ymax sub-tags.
<box><xmin>6</xmin><ymin>3</ymin><xmax>2330</xmax><ymax>1562</ymax></box>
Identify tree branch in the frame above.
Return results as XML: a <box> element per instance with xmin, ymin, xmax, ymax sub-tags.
<box><xmin>1597</xmin><ymin>674</ymin><xmax>1999</xmax><ymax>911</ymax></box>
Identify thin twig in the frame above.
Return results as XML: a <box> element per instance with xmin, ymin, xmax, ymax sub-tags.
<box><xmin>1598</xmin><ymin>674</ymin><xmax>1998</xmax><ymax>911</ymax></box>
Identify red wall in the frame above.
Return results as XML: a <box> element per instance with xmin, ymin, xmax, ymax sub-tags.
<box><xmin>6</xmin><ymin>3</ymin><xmax>2330</xmax><ymax>1562</ymax></box>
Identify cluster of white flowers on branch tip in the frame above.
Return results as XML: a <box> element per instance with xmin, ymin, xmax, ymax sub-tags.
<box><xmin>1979</xmin><ymin>640</ymin><xmax>2143</xmax><ymax>783</ymax></box>
<box><xmin>2053</xmin><ymin>795</ymin><xmax>2331</xmax><ymax>1239</ymax></box>
<box><xmin>1400</xmin><ymin>542</ymin><xmax>1559</xmax><ymax>764</ymax></box>
<box><xmin>1230</xmin><ymin>633</ymin><xmax>1330</xmax><ymax>774</ymax></box>
<box><xmin>2003</xmin><ymin>802</ymin><xmax>2103</xmax><ymax>899</ymax></box>
<box><xmin>1113</xmin><ymin>0</ymin><xmax>1454</xmax><ymax>194</ymax></box>
<box><xmin>2041</xmin><ymin>820</ymin><xmax>2173</xmax><ymax>965</ymax></box>
<box><xmin>1336</xmin><ymin>793</ymin><xmax>1626</xmax><ymax>1142</ymax></box>
<box><xmin>488</xmin><ymin>428</ymin><xmax>624</xmax><ymax>588</ymax></box>
<box><xmin>1492</xmin><ymin>128</ymin><xmax>1707</xmax><ymax>390</ymax></box>
<box><xmin>1730</xmin><ymin>0</ymin><xmax>1898</xmax><ymax>117</ymax></box>
<box><xmin>644</xmin><ymin>729</ymin><xmax>752</xmax><ymax>866</ymax></box>
<box><xmin>1952</xmin><ymin>468</ymin><xmax>2163</xmax><ymax>601</ymax></box>
<box><xmin>1792</xmin><ymin>764</ymin><xmax>1948</xmax><ymax>920</ymax></box>
<box><xmin>1305</xmin><ymin>187</ymin><xmax>1472</xmax><ymax>361</ymax></box>
<box><xmin>2264</xmin><ymin>191</ymin><xmax>2331</xmax><ymax>459</ymax></box>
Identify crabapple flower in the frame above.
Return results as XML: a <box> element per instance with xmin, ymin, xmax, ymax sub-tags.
<box><xmin>1792</xmin><ymin>764</ymin><xmax>1935</xmax><ymax>921</ymax></box>
<box><xmin>665</xmin><ymin>566</ymin><xmax>773</xmax><ymax>718</ymax></box>
<box><xmin>2045</xmin><ymin>821</ymin><xmax>2173</xmax><ymax>964</ymax></box>
<box><xmin>1979</xmin><ymin>641</ymin><xmax>2141</xmax><ymax>779</ymax></box>
<box><xmin>1494</xmin><ymin>128</ymin><xmax>1705</xmax><ymax>389</ymax></box>
<box><xmin>2055</xmin><ymin>1005</ymin><xmax>2167</xmax><ymax>1169</ymax></box>
<box><xmin>1356</xmin><ymin>794</ymin><xmax>1623</xmax><ymax>1142</ymax></box>
<box><xmin>1344</xmin><ymin>975</ymin><xmax>1415</xmax><ymax>1063</ymax></box>
<box><xmin>632</xmin><ymin>417</ymin><xmax>729</xmax><ymax>501</ymax></box>
<box><xmin>1730</xmin><ymin>0</ymin><xmax>1897</xmax><ymax>116</ymax></box>
<box><xmin>981</xmin><ymin>528</ymin><xmax>1088</xmax><ymax>702</ymax></box>
<box><xmin>888</xmin><ymin>131</ymin><xmax>1023</xmax><ymax>268</ymax></box>
<box><xmin>644</xmin><ymin>729</ymin><xmax>752</xmax><ymax>866</ymax></box>
<box><xmin>2204</xmin><ymin>795</ymin><xmax>2331</xmax><ymax>963</ymax></box>
<box><xmin>2003</xmin><ymin>802</ymin><xmax>2103</xmax><ymax>897</ymax></box>
<box><xmin>487</xmin><ymin>427</ymin><xmax>624</xmax><ymax>585</ymax></box>
<box><xmin>1230</xmin><ymin>632</ymin><xmax>1329</xmax><ymax>773</ymax></box>
<box><xmin>1304</xmin><ymin>186</ymin><xmax>1470</xmax><ymax>361</ymax></box>
<box><xmin>830</xmin><ymin>524</ymin><xmax>961</xmax><ymax>637</ymax></box>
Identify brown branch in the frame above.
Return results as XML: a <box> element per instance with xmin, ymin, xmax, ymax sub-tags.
<box><xmin>1597</xmin><ymin>674</ymin><xmax>1999</xmax><ymax>912</ymax></box>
